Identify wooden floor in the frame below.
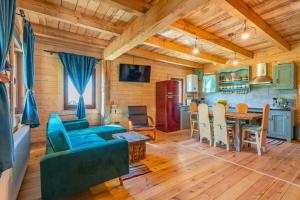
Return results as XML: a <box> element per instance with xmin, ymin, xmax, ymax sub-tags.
<box><xmin>18</xmin><ymin>130</ymin><xmax>300</xmax><ymax>200</ymax></box>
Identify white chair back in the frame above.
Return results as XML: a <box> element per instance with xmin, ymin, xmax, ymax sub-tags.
<box><xmin>212</xmin><ymin>104</ymin><xmax>229</xmax><ymax>146</ymax></box>
<box><xmin>198</xmin><ymin>103</ymin><xmax>212</xmax><ymax>145</ymax></box>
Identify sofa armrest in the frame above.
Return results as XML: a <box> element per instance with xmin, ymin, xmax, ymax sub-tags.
<box><xmin>40</xmin><ymin>139</ymin><xmax>129</xmax><ymax>200</ymax></box>
<box><xmin>62</xmin><ymin>119</ymin><xmax>90</xmax><ymax>131</ymax></box>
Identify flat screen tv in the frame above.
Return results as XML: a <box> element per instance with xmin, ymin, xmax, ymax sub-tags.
<box><xmin>119</xmin><ymin>64</ymin><xmax>151</xmax><ymax>82</ymax></box>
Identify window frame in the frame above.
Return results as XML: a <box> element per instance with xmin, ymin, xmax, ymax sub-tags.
<box><xmin>64</xmin><ymin>68</ymin><xmax>96</xmax><ymax>110</ymax></box>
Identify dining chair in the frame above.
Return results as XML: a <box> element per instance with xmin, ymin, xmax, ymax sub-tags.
<box><xmin>241</xmin><ymin>104</ymin><xmax>270</xmax><ymax>156</ymax></box>
<box><xmin>190</xmin><ymin>102</ymin><xmax>199</xmax><ymax>137</ymax></box>
<box><xmin>236</xmin><ymin>103</ymin><xmax>248</xmax><ymax>113</ymax></box>
<box><xmin>198</xmin><ymin>103</ymin><xmax>213</xmax><ymax>146</ymax></box>
<box><xmin>231</xmin><ymin>103</ymin><xmax>249</xmax><ymax>125</ymax></box>
<box><xmin>212</xmin><ymin>104</ymin><xmax>235</xmax><ymax>151</ymax></box>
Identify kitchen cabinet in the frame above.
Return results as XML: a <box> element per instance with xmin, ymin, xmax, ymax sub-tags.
<box><xmin>268</xmin><ymin>110</ymin><xmax>294</xmax><ymax>142</ymax></box>
<box><xmin>193</xmin><ymin>68</ymin><xmax>204</xmax><ymax>81</ymax></box>
<box><xmin>186</xmin><ymin>74</ymin><xmax>198</xmax><ymax>92</ymax></box>
<box><xmin>202</xmin><ymin>74</ymin><xmax>217</xmax><ymax>93</ymax></box>
<box><xmin>273</xmin><ymin>63</ymin><xmax>295</xmax><ymax>89</ymax></box>
<box><xmin>218</xmin><ymin>66</ymin><xmax>251</xmax><ymax>94</ymax></box>
<box><xmin>180</xmin><ymin>106</ymin><xmax>190</xmax><ymax>129</ymax></box>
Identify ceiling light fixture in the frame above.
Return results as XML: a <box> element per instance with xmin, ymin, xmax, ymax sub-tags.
<box><xmin>232</xmin><ymin>52</ymin><xmax>239</xmax><ymax>66</ymax></box>
<box><xmin>238</xmin><ymin>20</ymin><xmax>256</xmax><ymax>41</ymax></box>
<box><xmin>228</xmin><ymin>33</ymin><xmax>239</xmax><ymax>66</ymax></box>
<box><xmin>192</xmin><ymin>37</ymin><xmax>199</xmax><ymax>54</ymax></box>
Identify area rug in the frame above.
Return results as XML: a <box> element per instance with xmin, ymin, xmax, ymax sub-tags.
<box><xmin>266</xmin><ymin>138</ymin><xmax>284</xmax><ymax>145</ymax></box>
<box><xmin>122</xmin><ymin>162</ymin><xmax>152</xmax><ymax>181</ymax></box>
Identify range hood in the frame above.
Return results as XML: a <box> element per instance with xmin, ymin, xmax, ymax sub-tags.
<box><xmin>250</xmin><ymin>63</ymin><xmax>272</xmax><ymax>85</ymax></box>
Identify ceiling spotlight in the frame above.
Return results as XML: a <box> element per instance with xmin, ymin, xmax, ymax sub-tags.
<box><xmin>192</xmin><ymin>47</ymin><xmax>199</xmax><ymax>54</ymax></box>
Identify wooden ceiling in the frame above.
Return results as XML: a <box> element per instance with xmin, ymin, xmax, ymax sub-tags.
<box><xmin>16</xmin><ymin>0</ymin><xmax>300</xmax><ymax>68</ymax></box>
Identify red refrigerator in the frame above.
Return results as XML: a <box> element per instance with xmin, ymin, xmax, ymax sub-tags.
<box><xmin>156</xmin><ymin>80</ymin><xmax>180</xmax><ymax>132</ymax></box>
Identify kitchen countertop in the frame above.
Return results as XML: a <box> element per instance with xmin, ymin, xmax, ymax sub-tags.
<box><xmin>180</xmin><ymin>105</ymin><xmax>295</xmax><ymax>112</ymax></box>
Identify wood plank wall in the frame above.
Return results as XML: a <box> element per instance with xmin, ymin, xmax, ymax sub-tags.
<box><xmin>203</xmin><ymin>43</ymin><xmax>300</xmax><ymax>126</ymax></box>
<box><xmin>109</xmin><ymin>55</ymin><xmax>193</xmax><ymax>127</ymax></box>
<box><xmin>32</xmin><ymin>38</ymin><xmax>103</xmax><ymax>144</ymax></box>
<box><xmin>32</xmin><ymin>38</ymin><xmax>193</xmax><ymax>144</ymax></box>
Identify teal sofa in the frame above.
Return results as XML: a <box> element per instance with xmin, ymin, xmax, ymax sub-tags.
<box><xmin>41</xmin><ymin>113</ymin><xmax>128</xmax><ymax>200</ymax></box>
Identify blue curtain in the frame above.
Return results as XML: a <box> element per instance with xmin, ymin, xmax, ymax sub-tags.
<box><xmin>21</xmin><ymin>21</ymin><xmax>40</xmax><ymax>128</ymax></box>
<box><xmin>58</xmin><ymin>52</ymin><xmax>96</xmax><ymax>119</ymax></box>
<box><xmin>0</xmin><ymin>0</ymin><xmax>16</xmax><ymax>175</ymax></box>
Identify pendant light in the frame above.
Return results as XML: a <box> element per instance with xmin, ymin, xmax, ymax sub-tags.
<box><xmin>232</xmin><ymin>52</ymin><xmax>239</xmax><ymax>66</ymax></box>
<box><xmin>228</xmin><ymin>33</ymin><xmax>239</xmax><ymax>66</ymax></box>
<box><xmin>192</xmin><ymin>37</ymin><xmax>199</xmax><ymax>54</ymax></box>
<box><xmin>241</xmin><ymin>20</ymin><xmax>250</xmax><ymax>40</ymax></box>
<box><xmin>238</xmin><ymin>20</ymin><xmax>256</xmax><ymax>41</ymax></box>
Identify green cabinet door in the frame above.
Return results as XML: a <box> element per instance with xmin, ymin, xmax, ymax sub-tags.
<box><xmin>268</xmin><ymin>110</ymin><xmax>293</xmax><ymax>142</ymax></box>
<box><xmin>273</xmin><ymin>63</ymin><xmax>295</xmax><ymax>89</ymax></box>
<box><xmin>202</xmin><ymin>74</ymin><xmax>217</xmax><ymax>93</ymax></box>
<box><xmin>193</xmin><ymin>69</ymin><xmax>204</xmax><ymax>81</ymax></box>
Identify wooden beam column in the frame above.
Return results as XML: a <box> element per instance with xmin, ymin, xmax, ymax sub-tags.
<box><xmin>214</xmin><ymin>0</ymin><xmax>290</xmax><ymax>51</ymax></box>
<box><xmin>172</xmin><ymin>20</ymin><xmax>254</xmax><ymax>58</ymax></box>
<box><xmin>145</xmin><ymin>37</ymin><xmax>227</xmax><ymax>64</ymax></box>
<box><xmin>103</xmin><ymin>0</ymin><xmax>210</xmax><ymax>60</ymax></box>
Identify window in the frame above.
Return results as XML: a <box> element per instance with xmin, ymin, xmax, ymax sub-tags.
<box><xmin>64</xmin><ymin>69</ymin><xmax>96</xmax><ymax>110</ymax></box>
<box><xmin>171</xmin><ymin>78</ymin><xmax>183</xmax><ymax>104</ymax></box>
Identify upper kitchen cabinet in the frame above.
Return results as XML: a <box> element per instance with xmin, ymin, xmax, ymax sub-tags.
<box><xmin>193</xmin><ymin>69</ymin><xmax>204</xmax><ymax>81</ymax></box>
<box><xmin>273</xmin><ymin>63</ymin><xmax>295</xmax><ymax>90</ymax></box>
<box><xmin>202</xmin><ymin>74</ymin><xmax>217</xmax><ymax>93</ymax></box>
<box><xmin>186</xmin><ymin>74</ymin><xmax>198</xmax><ymax>93</ymax></box>
<box><xmin>218</xmin><ymin>66</ymin><xmax>251</xmax><ymax>94</ymax></box>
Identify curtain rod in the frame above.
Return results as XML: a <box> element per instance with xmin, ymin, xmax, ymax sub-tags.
<box><xmin>44</xmin><ymin>50</ymin><xmax>102</xmax><ymax>62</ymax></box>
<box><xmin>16</xmin><ymin>9</ymin><xmax>26</xmax><ymax>20</ymax></box>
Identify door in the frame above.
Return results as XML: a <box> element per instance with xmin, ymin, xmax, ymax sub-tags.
<box><xmin>273</xmin><ymin>63</ymin><xmax>295</xmax><ymax>89</ymax></box>
<box><xmin>268</xmin><ymin>111</ymin><xmax>287</xmax><ymax>138</ymax></box>
<box><xmin>202</xmin><ymin>75</ymin><xmax>217</xmax><ymax>93</ymax></box>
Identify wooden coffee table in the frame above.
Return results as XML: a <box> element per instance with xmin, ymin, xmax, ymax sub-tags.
<box><xmin>113</xmin><ymin>131</ymin><xmax>150</xmax><ymax>163</ymax></box>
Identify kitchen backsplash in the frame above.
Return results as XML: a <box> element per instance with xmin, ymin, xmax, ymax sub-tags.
<box><xmin>202</xmin><ymin>86</ymin><xmax>296</xmax><ymax>108</ymax></box>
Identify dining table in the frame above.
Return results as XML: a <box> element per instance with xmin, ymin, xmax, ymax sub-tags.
<box><xmin>200</xmin><ymin>112</ymin><xmax>263</xmax><ymax>152</ymax></box>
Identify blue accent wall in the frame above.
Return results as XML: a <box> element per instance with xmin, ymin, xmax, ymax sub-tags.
<box><xmin>203</xmin><ymin>86</ymin><xmax>296</xmax><ymax>108</ymax></box>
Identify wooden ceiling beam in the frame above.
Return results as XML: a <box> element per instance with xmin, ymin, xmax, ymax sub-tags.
<box><xmin>128</xmin><ymin>48</ymin><xmax>203</xmax><ymax>68</ymax></box>
<box><xmin>213</xmin><ymin>0</ymin><xmax>290</xmax><ymax>51</ymax></box>
<box><xmin>102</xmin><ymin>0</ymin><xmax>151</xmax><ymax>16</ymax></box>
<box><xmin>145</xmin><ymin>37</ymin><xmax>227</xmax><ymax>64</ymax></box>
<box><xmin>33</xmin><ymin>24</ymin><xmax>201</xmax><ymax>68</ymax></box>
<box><xmin>172</xmin><ymin>19</ymin><xmax>254</xmax><ymax>58</ymax></box>
<box><xmin>17</xmin><ymin>0</ymin><xmax>124</xmax><ymax>36</ymax></box>
<box><xmin>103</xmin><ymin>0</ymin><xmax>210</xmax><ymax>60</ymax></box>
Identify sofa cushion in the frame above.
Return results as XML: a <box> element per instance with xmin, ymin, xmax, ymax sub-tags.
<box><xmin>69</xmin><ymin>134</ymin><xmax>106</xmax><ymax>148</ymax></box>
<box><xmin>68</xmin><ymin>125</ymin><xmax>127</xmax><ymax>140</ymax></box>
<box><xmin>63</xmin><ymin>120</ymin><xmax>90</xmax><ymax>131</ymax></box>
<box><xmin>47</xmin><ymin>113</ymin><xmax>72</xmax><ymax>152</ymax></box>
